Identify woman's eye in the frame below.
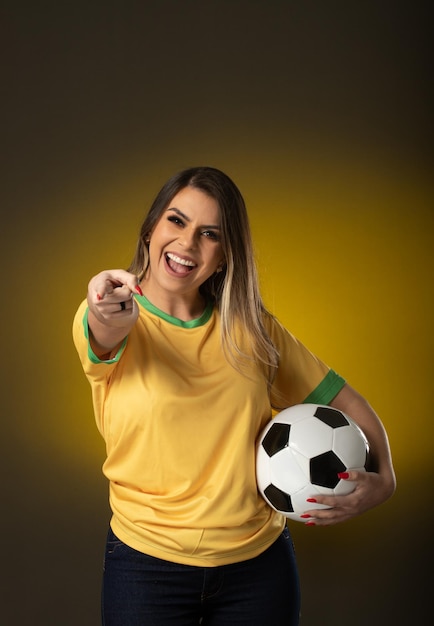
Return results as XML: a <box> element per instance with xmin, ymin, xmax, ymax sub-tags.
<box><xmin>168</xmin><ymin>216</ymin><xmax>184</xmax><ymax>226</ymax></box>
<box><xmin>202</xmin><ymin>230</ymin><xmax>220</xmax><ymax>240</ymax></box>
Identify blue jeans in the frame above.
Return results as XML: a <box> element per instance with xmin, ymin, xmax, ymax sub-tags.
<box><xmin>101</xmin><ymin>526</ymin><xmax>300</xmax><ymax>625</ymax></box>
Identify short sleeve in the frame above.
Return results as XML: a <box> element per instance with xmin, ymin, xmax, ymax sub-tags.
<box><xmin>72</xmin><ymin>299</ymin><xmax>127</xmax><ymax>382</ymax></box>
<box><xmin>266</xmin><ymin>316</ymin><xmax>345</xmax><ymax>410</ymax></box>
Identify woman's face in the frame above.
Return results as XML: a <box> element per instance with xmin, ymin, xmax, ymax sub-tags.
<box><xmin>144</xmin><ymin>186</ymin><xmax>224</xmax><ymax>303</ymax></box>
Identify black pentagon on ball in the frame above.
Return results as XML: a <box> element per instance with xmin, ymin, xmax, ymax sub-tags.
<box><xmin>264</xmin><ymin>484</ymin><xmax>294</xmax><ymax>513</ymax></box>
<box><xmin>314</xmin><ymin>406</ymin><xmax>349</xmax><ymax>428</ymax></box>
<box><xmin>262</xmin><ymin>423</ymin><xmax>291</xmax><ymax>456</ymax></box>
<box><xmin>310</xmin><ymin>451</ymin><xmax>346</xmax><ymax>488</ymax></box>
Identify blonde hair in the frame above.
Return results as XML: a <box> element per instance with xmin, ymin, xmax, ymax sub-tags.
<box><xmin>128</xmin><ymin>167</ymin><xmax>279</xmax><ymax>379</ymax></box>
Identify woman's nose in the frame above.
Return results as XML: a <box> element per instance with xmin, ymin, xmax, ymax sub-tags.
<box><xmin>179</xmin><ymin>228</ymin><xmax>196</xmax><ymax>249</ymax></box>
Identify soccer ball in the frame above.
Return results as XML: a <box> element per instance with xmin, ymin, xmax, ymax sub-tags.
<box><xmin>256</xmin><ymin>404</ymin><xmax>369</xmax><ymax>522</ymax></box>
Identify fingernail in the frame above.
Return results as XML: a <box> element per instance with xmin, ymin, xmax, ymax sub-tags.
<box><xmin>306</xmin><ymin>498</ymin><xmax>317</xmax><ymax>503</ymax></box>
<box><xmin>338</xmin><ymin>472</ymin><xmax>350</xmax><ymax>479</ymax></box>
<box><xmin>96</xmin><ymin>293</ymin><xmax>102</xmax><ymax>301</ymax></box>
<box><xmin>305</xmin><ymin>521</ymin><xmax>316</xmax><ymax>526</ymax></box>
<box><xmin>135</xmin><ymin>285</ymin><xmax>143</xmax><ymax>296</ymax></box>
<box><xmin>300</xmin><ymin>514</ymin><xmax>311</xmax><ymax>519</ymax></box>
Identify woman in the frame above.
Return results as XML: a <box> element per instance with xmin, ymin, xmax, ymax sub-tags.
<box><xmin>73</xmin><ymin>166</ymin><xmax>395</xmax><ymax>625</ymax></box>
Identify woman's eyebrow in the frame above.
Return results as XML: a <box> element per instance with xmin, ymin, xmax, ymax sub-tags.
<box><xmin>166</xmin><ymin>207</ymin><xmax>221</xmax><ymax>229</ymax></box>
<box><xmin>166</xmin><ymin>207</ymin><xmax>191</xmax><ymax>222</ymax></box>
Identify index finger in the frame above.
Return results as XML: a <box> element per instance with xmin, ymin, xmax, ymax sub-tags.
<box><xmin>90</xmin><ymin>269</ymin><xmax>142</xmax><ymax>301</ymax></box>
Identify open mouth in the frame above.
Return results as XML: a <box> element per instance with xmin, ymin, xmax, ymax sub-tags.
<box><xmin>165</xmin><ymin>252</ymin><xmax>197</xmax><ymax>275</ymax></box>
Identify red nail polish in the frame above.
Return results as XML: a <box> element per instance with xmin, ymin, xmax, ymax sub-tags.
<box><xmin>338</xmin><ymin>472</ymin><xmax>350</xmax><ymax>480</ymax></box>
<box><xmin>305</xmin><ymin>521</ymin><xmax>316</xmax><ymax>526</ymax></box>
<box><xmin>96</xmin><ymin>293</ymin><xmax>102</xmax><ymax>301</ymax></box>
<box><xmin>300</xmin><ymin>514</ymin><xmax>311</xmax><ymax>519</ymax></box>
<box><xmin>135</xmin><ymin>285</ymin><xmax>143</xmax><ymax>296</ymax></box>
<box><xmin>306</xmin><ymin>498</ymin><xmax>317</xmax><ymax>503</ymax></box>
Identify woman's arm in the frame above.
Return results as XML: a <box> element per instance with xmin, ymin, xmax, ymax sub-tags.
<box><xmin>303</xmin><ymin>383</ymin><xmax>396</xmax><ymax>525</ymax></box>
<box><xmin>86</xmin><ymin>269</ymin><xmax>142</xmax><ymax>360</ymax></box>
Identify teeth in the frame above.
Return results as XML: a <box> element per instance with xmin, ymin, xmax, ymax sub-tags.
<box><xmin>166</xmin><ymin>253</ymin><xmax>196</xmax><ymax>267</ymax></box>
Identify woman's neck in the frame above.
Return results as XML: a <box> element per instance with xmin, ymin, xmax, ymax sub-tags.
<box><xmin>139</xmin><ymin>283</ymin><xmax>206</xmax><ymax>322</ymax></box>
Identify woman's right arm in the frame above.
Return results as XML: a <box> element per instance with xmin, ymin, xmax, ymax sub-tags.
<box><xmin>86</xmin><ymin>269</ymin><xmax>143</xmax><ymax>360</ymax></box>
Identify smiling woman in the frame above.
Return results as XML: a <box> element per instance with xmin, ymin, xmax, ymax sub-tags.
<box><xmin>142</xmin><ymin>187</ymin><xmax>224</xmax><ymax>319</ymax></box>
<box><xmin>72</xmin><ymin>166</ymin><xmax>395</xmax><ymax>626</ymax></box>
<box><xmin>126</xmin><ymin>167</ymin><xmax>279</xmax><ymax>372</ymax></box>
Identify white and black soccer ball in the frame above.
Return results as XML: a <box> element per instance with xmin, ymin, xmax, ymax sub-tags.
<box><xmin>256</xmin><ymin>404</ymin><xmax>370</xmax><ymax>522</ymax></box>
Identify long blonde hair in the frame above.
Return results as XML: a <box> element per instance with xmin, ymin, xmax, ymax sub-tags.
<box><xmin>128</xmin><ymin>167</ymin><xmax>279</xmax><ymax>379</ymax></box>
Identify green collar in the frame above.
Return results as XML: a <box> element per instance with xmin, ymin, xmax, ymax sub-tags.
<box><xmin>135</xmin><ymin>294</ymin><xmax>213</xmax><ymax>328</ymax></box>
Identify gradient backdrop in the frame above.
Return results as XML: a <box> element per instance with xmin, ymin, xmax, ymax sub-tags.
<box><xmin>2</xmin><ymin>1</ymin><xmax>432</xmax><ymax>624</ymax></box>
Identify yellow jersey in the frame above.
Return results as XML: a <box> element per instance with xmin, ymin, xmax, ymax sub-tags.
<box><xmin>73</xmin><ymin>295</ymin><xmax>345</xmax><ymax>566</ymax></box>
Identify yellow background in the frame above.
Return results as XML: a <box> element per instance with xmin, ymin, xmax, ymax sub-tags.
<box><xmin>1</xmin><ymin>2</ymin><xmax>432</xmax><ymax>624</ymax></box>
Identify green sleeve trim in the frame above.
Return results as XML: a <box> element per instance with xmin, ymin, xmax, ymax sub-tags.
<box><xmin>82</xmin><ymin>308</ymin><xmax>127</xmax><ymax>365</ymax></box>
<box><xmin>303</xmin><ymin>370</ymin><xmax>346</xmax><ymax>405</ymax></box>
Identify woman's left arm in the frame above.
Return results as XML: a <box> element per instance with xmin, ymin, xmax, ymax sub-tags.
<box><xmin>303</xmin><ymin>383</ymin><xmax>396</xmax><ymax>525</ymax></box>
